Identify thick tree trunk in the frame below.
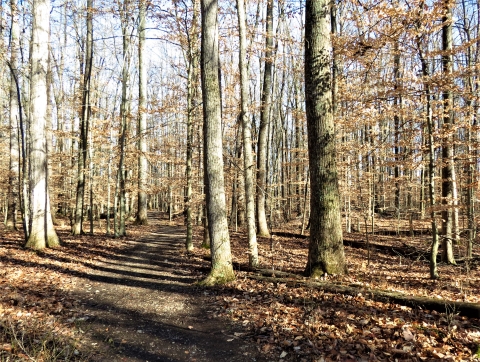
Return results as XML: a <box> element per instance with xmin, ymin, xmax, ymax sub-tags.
<box><xmin>237</xmin><ymin>0</ymin><xmax>258</xmax><ymax>268</ymax></box>
<box><xmin>200</xmin><ymin>0</ymin><xmax>234</xmax><ymax>284</ymax></box>
<box><xmin>304</xmin><ymin>0</ymin><xmax>346</xmax><ymax>277</ymax></box>
<box><xmin>25</xmin><ymin>0</ymin><xmax>59</xmax><ymax>250</ymax></box>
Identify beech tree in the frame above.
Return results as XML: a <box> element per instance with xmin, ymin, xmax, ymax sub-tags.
<box><xmin>200</xmin><ymin>0</ymin><xmax>234</xmax><ymax>284</ymax></box>
<box><xmin>25</xmin><ymin>0</ymin><xmax>60</xmax><ymax>250</ymax></box>
<box><xmin>304</xmin><ymin>0</ymin><xmax>346</xmax><ymax>277</ymax></box>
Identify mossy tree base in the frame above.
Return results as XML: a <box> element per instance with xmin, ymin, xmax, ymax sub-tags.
<box><xmin>134</xmin><ymin>219</ymin><xmax>148</xmax><ymax>226</ymax></box>
<box><xmin>25</xmin><ymin>232</ymin><xmax>60</xmax><ymax>251</ymax></box>
<box><xmin>199</xmin><ymin>268</ymin><xmax>235</xmax><ymax>286</ymax></box>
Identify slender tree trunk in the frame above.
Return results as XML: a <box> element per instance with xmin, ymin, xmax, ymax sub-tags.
<box><xmin>416</xmin><ymin>16</ymin><xmax>439</xmax><ymax>278</ymax></box>
<box><xmin>441</xmin><ymin>1</ymin><xmax>456</xmax><ymax>264</ymax></box>
<box><xmin>393</xmin><ymin>43</ymin><xmax>401</xmax><ymax>218</ymax></box>
<box><xmin>185</xmin><ymin>0</ymin><xmax>200</xmax><ymax>251</ymax></box>
<box><xmin>200</xmin><ymin>0</ymin><xmax>234</xmax><ymax>284</ymax></box>
<box><xmin>256</xmin><ymin>0</ymin><xmax>273</xmax><ymax>237</ymax></box>
<box><xmin>107</xmin><ymin>128</ymin><xmax>113</xmax><ymax>235</ymax></box>
<box><xmin>6</xmin><ymin>0</ymin><xmax>20</xmax><ymax>231</ymax></box>
<box><xmin>88</xmin><ymin>118</ymin><xmax>94</xmax><ymax>234</ymax></box>
<box><xmin>136</xmin><ymin>0</ymin><xmax>148</xmax><ymax>226</ymax></box>
<box><xmin>117</xmin><ymin>1</ymin><xmax>131</xmax><ymax>237</ymax></box>
<box><xmin>25</xmin><ymin>0</ymin><xmax>59</xmax><ymax>250</ymax></box>
<box><xmin>304</xmin><ymin>0</ymin><xmax>346</xmax><ymax>277</ymax></box>
<box><xmin>237</xmin><ymin>0</ymin><xmax>258</xmax><ymax>268</ymax></box>
<box><xmin>72</xmin><ymin>0</ymin><xmax>93</xmax><ymax>235</ymax></box>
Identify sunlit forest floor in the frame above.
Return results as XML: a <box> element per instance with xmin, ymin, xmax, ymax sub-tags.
<box><xmin>0</xmin><ymin>212</ymin><xmax>479</xmax><ymax>361</ymax></box>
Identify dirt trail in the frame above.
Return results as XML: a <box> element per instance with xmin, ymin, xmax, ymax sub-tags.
<box><xmin>73</xmin><ymin>214</ymin><xmax>264</xmax><ymax>362</ymax></box>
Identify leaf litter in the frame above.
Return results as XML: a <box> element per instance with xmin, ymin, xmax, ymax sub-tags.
<box><xmin>0</xmin><ymin>217</ymin><xmax>479</xmax><ymax>361</ymax></box>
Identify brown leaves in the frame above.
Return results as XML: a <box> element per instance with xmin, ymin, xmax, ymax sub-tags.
<box><xmin>0</xmin><ymin>228</ymin><xmax>132</xmax><ymax>361</ymax></box>
<box><xmin>203</xmin><ymin>228</ymin><xmax>480</xmax><ymax>361</ymax></box>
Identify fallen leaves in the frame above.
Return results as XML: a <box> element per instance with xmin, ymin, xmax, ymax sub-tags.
<box><xmin>197</xmin><ymin>226</ymin><xmax>480</xmax><ymax>361</ymax></box>
<box><xmin>0</xmin><ymin>227</ymin><xmax>132</xmax><ymax>361</ymax></box>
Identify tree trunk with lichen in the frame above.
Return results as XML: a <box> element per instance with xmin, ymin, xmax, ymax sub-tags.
<box><xmin>200</xmin><ymin>0</ymin><xmax>234</xmax><ymax>285</ymax></box>
<box><xmin>304</xmin><ymin>0</ymin><xmax>345</xmax><ymax>277</ymax></box>
<box><xmin>25</xmin><ymin>0</ymin><xmax>60</xmax><ymax>250</ymax></box>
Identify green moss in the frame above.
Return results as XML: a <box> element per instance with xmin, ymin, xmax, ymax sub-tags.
<box><xmin>199</xmin><ymin>267</ymin><xmax>235</xmax><ymax>286</ymax></box>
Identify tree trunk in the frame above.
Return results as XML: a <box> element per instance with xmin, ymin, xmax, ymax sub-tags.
<box><xmin>256</xmin><ymin>0</ymin><xmax>273</xmax><ymax>237</ymax></box>
<box><xmin>416</xmin><ymin>17</ymin><xmax>439</xmax><ymax>278</ymax></box>
<box><xmin>441</xmin><ymin>1</ymin><xmax>456</xmax><ymax>265</ymax></box>
<box><xmin>237</xmin><ymin>0</ymin><xmax>258</xmax><ymax>268</ymax></box>
<box><xmin>304</xmin><ymin>0</ymin><xmax>346</xmax><ymax>277</ymax></box>
<box><xmin>117</xmin><ymin>0</ymin><xmax>131</xmax><ymax>237</ymax></box>
<box><xmin>393</xmin><ymin>43</ymin><xmax>401</xmax><ymax>219</ymax></box>
<box><xmin>184</xmin><ymin>0</ymin><xmax>199</xmax><ymax>251</ymax></box>
<box><xmin>200</xmin><ymin>0</ymin><xmax>234</xmax><ymax>284</ymax></box>
<box><xmin>6</xmin><ymin>0</ymin><xmax>20</xmax><ymax>231</ymax></box>
<box><xmin>136</xmin><ymin>0</ymin><xmax>148</xmax><ymax>226</ymax></box>
<box><xmin>72</xmin><ymin>0</ymin><xmax>93</xmax><ymax>235</ymax></box>
<box><xmin>25</xmin><ymin>0</ymin><xmax>59</xmax><ymax>250</ymax></box>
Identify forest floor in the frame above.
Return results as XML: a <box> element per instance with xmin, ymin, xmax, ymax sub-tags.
<box><xmin>0</xmin><ymin>211</ymin><xmax>480</xmax><ymax>361</ymax></box>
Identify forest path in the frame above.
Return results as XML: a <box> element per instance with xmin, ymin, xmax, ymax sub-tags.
<box><xmin>74</xmin><ymin>212</ymin><xmax>263</xmax><ymax>362</ymax></box>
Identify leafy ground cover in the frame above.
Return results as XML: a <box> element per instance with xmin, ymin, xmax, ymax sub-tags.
<box><xmin>193</xmin><ymin>219</ymin><xmax>480</xmax><ymax>362</ymax></box>
<box><xmin>0</xmin><ymin>214</ymin><xmax>479</xmax><ymax>361</ymax></box>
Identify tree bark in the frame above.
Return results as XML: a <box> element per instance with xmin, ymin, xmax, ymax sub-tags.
<box><xmin>416</xmin><ymin>14</ymin><xmax>439</xmax><ymax>279</ymax></box>
<box><xmin>256</xmin><ymin>0</ymin><xmax>273</xmax><ymax>237</ymax></box>
<box><xmin>72</xmin><ymin>0</ymin><xmax>93</xmax><ymax>235</ymax></box>
<box><xmin>441</xmin><ymin>0</ymin><xmax>456</xmax><ymax>265</ymax></box>
<box><xmin>117</xmin><ymin>0</ymin><xmax>131</xmax><ymax>237</ymax></box>
<box><xmin>6</xmin><ymin>0</ymin><xmax>20</xmax><ymax>231</ymax></box>
<box><xmin>200</xmin><ymin>0</ymin><xmax>234</xmax><ymax>284</ymax></box>
<box><xmin>135</xmin><ymin>0</ymin><xmax>148</xmax><ymax>226</ymax></box>
<box><xmin>237</xmin><ymin>0</ymin><xmax>258</xmax><ymax>268</ymax></box>
<box><xmin>25</xmin><ymin>0</ymin><xmax>59</xmax><ymax>250</ymax></box>
<box><xmin>304</xmin><ymin>0</ymin><xmax>346</xmax><ymax>277</ymax></box>
<box><xmin>185</xmin><ymin>0</ymin><xmax>200</xmax><ymax>251</ymax></box>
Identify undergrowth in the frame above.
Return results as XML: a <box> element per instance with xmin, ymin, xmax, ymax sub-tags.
<box><xmin>0</xmin><ymin>318</ymin><xmax>87</xmax><ymax>361</ymax></box>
